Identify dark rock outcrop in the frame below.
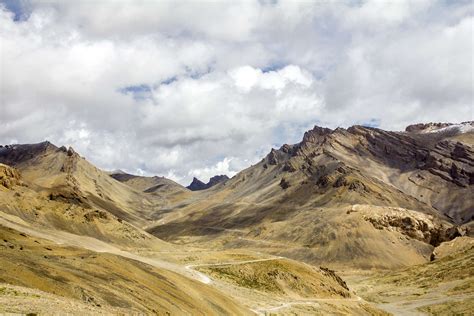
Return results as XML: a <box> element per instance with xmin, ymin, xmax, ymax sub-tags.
<box><xmin>187</xmin><ymin>175</ymin><xmax>229</xmax><ymax>191</ymax></box>
<box><xmin>364</xmin><ymin>211</ymin><xmax>467</xmax><ymax>247</ymax></box>
<box><xmin>207</xmin><ymin>175</ymin><xmax>229</xmax><ymax>187</ymax></box>
<box><xmin>0</xmin><ymin>141</ymin><xmax>58</xmax><ymax>166</ymax></box>
<box><xmin>187</xmin><ymin>177</ymin><xmax>208</xmax><ymax>191</ymax></box>
<box><xmin>110</xmin><ymin>173</ymin><xmax>137</xmax><ymax>182</ymax></box>
<box><xmin>279</xmin><ymin>178</ymin><xmax>290</xmax><ymax>189</ymax></box>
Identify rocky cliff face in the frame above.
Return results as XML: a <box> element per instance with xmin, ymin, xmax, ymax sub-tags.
<box><xmin>261</xmin><ymin>122</ymin><xmax>473</xmax><ymax>223</ymax></box>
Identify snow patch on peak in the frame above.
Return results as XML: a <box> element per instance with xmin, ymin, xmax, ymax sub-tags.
<box><xmin>422</xmin><ymin>122</ymin><xmax>474</xmax><ymax>134</ymax></box>
<box><xmin>406</xmin><ymin>122</ymin><xmax>473</xmax><ymax>134</ymax></box>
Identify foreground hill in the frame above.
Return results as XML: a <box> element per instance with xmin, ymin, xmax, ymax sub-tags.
<box><xmin>149</xmin><ymin>122</ymin><xmax>473</xmax><ymax>269</ymax></box>
<box><xmin>0</xmin><ymin>224</ymin><xmax>248</xmax><ymax>315</ymax></box>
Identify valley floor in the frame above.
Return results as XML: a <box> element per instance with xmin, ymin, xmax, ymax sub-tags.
<box><xmin>344</xmin><ymin>272</ymin><xmax>473</xmax><ymax>316</ymax></box>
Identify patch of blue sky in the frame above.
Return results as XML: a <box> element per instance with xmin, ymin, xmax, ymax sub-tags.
<box><xmin>118</xmin><ymin>84</ymin><xmax>152</xmax><ymax>101</ymax></box>
<box><xmin>160</xmin><ymin>76</ymin><xmax>177</xmax><ymax>85</ymax></box>
<box><xmin>185</xmin><ymin>65</ymin><xmax>214</xmax><ymax>80</ymax></box>
<box><xmin>0</xmin><ymin>0</ymin><xmax>31</xmax><ymax>22</ymax></box>
<box><xmin>258</xmin><ymin>0</ymin><xmax>278</xmax><ymax>6</ymax></box>
<box><xmin>361</xmin><ymin>118</ymin><xmax>381</xmax><ymax>128</ymax></box>
<box><xmin>261</xmin><ymin>62</ymin><xmax>287</xmax><ymax>73</ymax></box>
<box><xmin>271</xmin><ymin>121</ymin><xmax>320</xmax><ymax>149</ymax></box>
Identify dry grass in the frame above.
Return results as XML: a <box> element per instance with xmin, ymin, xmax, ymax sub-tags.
<box><xmin>198</xmin><ymin>258</ymin><xmax>351</xmax><ymax>298</ymax></box>
<box><xmin>0</xmin><ymin>224</ymin><xmax>248</xmax><ymax>315</ymax></box>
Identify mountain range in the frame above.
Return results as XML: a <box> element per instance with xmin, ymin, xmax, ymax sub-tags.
<box><xmin>0</xmin><ymin>121</ymin><xmax>472</xmax><ymax>315</ymax></box>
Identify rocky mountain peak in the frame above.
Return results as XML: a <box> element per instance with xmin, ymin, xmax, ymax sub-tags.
<box><xmin>187</xmin><ymin>177</ymin><xmax>207</xmax><ymax>191</ymax></box>
<box><xmin>0</xmin><ymin>141</ymin><xmax>59</xmax><ymax>166</ymax></box>
<box><xmin>208</xmin><ymin>175</ymin><xmax>230</xmax><ymax>186</ymax></box>
<box><xmin>302</xmin><ymin>125</ymin><xmax>333</xmax><ymax>143</ymax></box>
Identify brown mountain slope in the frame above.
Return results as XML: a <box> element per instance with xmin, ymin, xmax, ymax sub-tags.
<box><xmin>0</xmin><ymin>162</ymin><xmax>257</xmax><ymax>315</ymax></box>
<box><xmin>149</xmin><ymin>123</ymin><xmax>472</xmax><ymax>269</ymax></box>
<box><xmin>110</xmin><ymin>171</ymin><xmax>191</xmax><ymax>204</ymax></box>
<box><xmin>110</xmin><ymin>171</ymin><xmax>183</xmax><ymax>192</ymax></box>
<box><xmin>331</xmin><ymin>123</ymin><xmax>474</xmax><ymax>223</ymax></box>
<box><xmin>0</xmin><ymin>142</ymin><xmax>158</xmax><ymax>226</ymax></box>
<box><xmin>0</xmin><ymin>143</ymin><xmax>173</xmax><ymax>249</ymax></box>
<box><xmin>0</xmin><ymin>224</ymin><xmax>249</xmax><ymax>315</ymax></box>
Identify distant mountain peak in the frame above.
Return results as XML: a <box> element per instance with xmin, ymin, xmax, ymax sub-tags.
<box><xmin>108</xmin><ymin>169</ymin><xmax>126</xmax><ymax>175</ymax></box>
<box><xmin>187</xmin><ymin>177</ymin><xmax>206</xmax><ymax>191</ymax></box>
<box><xmin>187</xmin><ymin>175</ymin><xmax>229</xmax><ymax>191</ymax></box>
<box><xmin>0</xmin><ymin>141</ymin><xmax>60</xmax><ymax>166</ymax></box>
<box><xmin>406</xmin><ymin>121</ymin><xmax>473</xmax><ymax>134</ymax></box>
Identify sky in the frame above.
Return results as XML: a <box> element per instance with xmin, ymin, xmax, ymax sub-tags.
<box><xmin>0</xmin><ymin>0</ymin><xmax>473</xmax><ymax>185</ymax></box>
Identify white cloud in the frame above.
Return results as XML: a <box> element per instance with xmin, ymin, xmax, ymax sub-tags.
<box><xmin>229</xmin><ymin>66</ymin><xmax>261</xmax><ymax>92</ymax></box>
<box><xmin>0</xmin><ymin>0</ymin><xmax>472</xmax><ymax>185</ymax></box>
<box><xmin>229</xmin><ymin>65</ymin><xmax>313</xmax><ymax>94</ymax></box>
<box><xmin>188</xmin><ymin>157</ymin><xmax>236</xmax><ymax>184</ymax></box>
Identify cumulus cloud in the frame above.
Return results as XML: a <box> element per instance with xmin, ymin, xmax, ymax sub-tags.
<box><xmin>0</xmin><ymin>0</ymin><xmax>472</xmax><ymax>184</ymax></box>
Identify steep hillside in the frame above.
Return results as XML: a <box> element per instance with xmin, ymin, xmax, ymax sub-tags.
<box><xmin>0</xmin><ymin>143</ymin><xmax>174</xmax><ymax>249</ymax></box>
<box><xmin>336</xmin><ymin>122</ymin><xmax>473</xmax><ymax>223</ymax></box>
<box><xmin>0</xmin><ymin>142</ymin><xmax>159</xmax><ymax>225</ymax></box>
<box><xmin>0</xmin><ymin>224</ymin><xmax>248</xmax><ymax>315</ymax></box>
